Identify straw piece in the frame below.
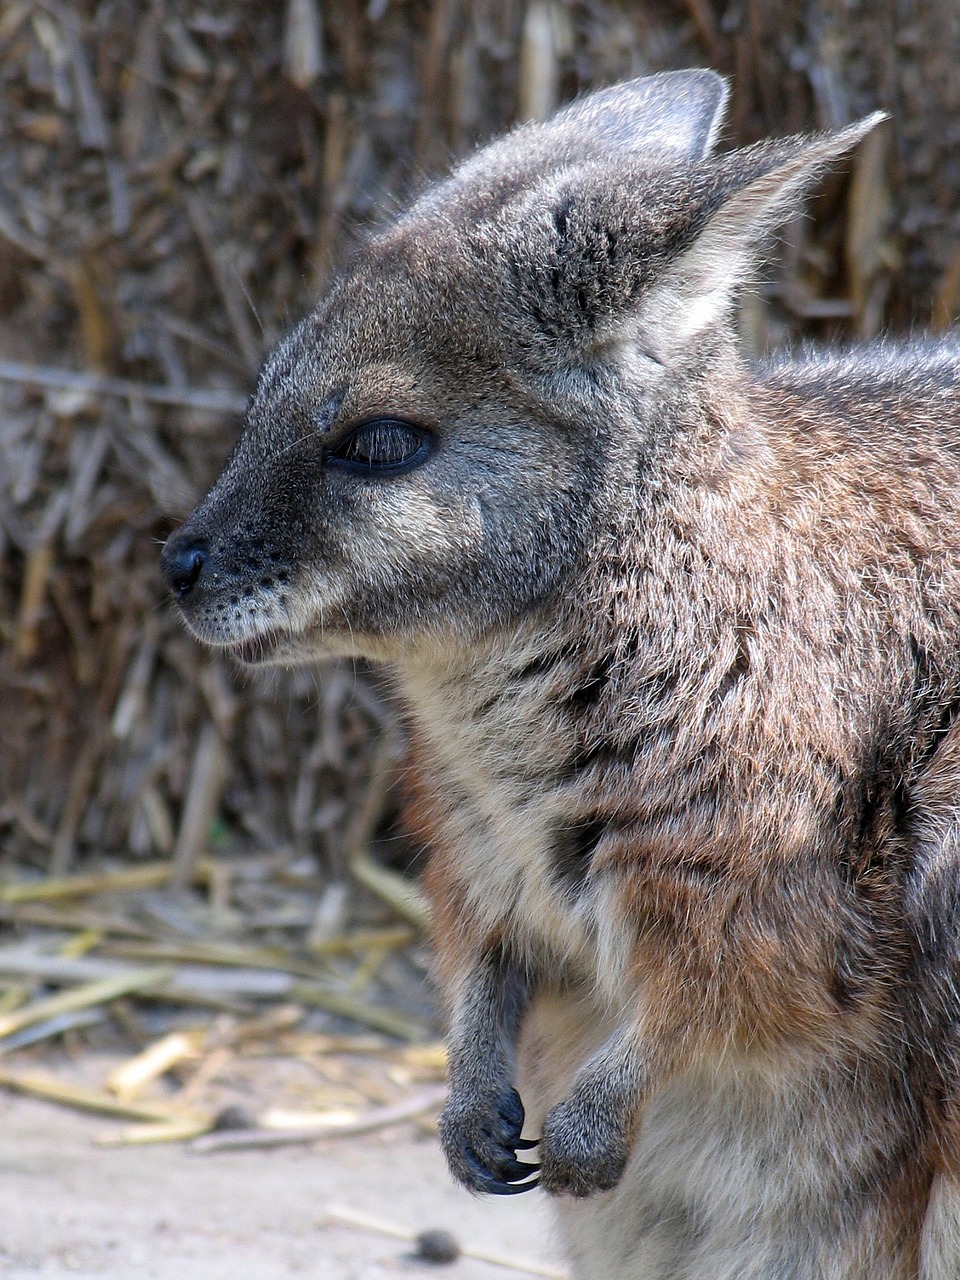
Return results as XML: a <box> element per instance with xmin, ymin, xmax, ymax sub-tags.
<box><xmin>204</xmin><ymin>1004</ymin><xmax>304</xmax><ymax>1048</ymax></box>
<box><xmin>58</xmin><ymin>928</ymin><xmax>104</xmax><ymax>958</ymax></box>
<box><xmin>0</xmin><ymin>360</ymin><xmax>246</xmax><ymax>415</ymax></box>
<box><xmin>306</xmin><ymin>926</ymin><xmax>416</xmax><ymax>956</ymax></box>
<box><xmin>349</xmin><ymin>851</ymin><xmax>431</xmax><ymax>933</ymax></box>
<box><xmin>0</xmin><ymin>1068</ymin><xmax>205</xmax><ymax>1124</ymax></box>
<box><xmin>0</xmin><ymin>860</ymin><xmax>173</xmax><ymax>903</ymax></box>
<box><xmin>94</xmin><ymin>1116</ymin><xmax>214</xmax><ymax>1147</ymax></box>
<box><xmin>0</xmin><ymin>967</ymin><xmax>171</xmax><ymax>1039</ymax></box>
<box><xmin>0</xmin><ymin>1009</ymin><xmax>105</xmax><ymax>1055</ymax></box>
<box><xmin>284</xmin><ymin>0</ymin><xmax>324</xmax><ymax>89</ymax></box>
<box><xmin>107</xmin><ymin>1031</ymin><xmax>201</xmax><ymax>1101</ymax></box>
<box><xmin>191</xmin><ymin>1083</ymin><xmax>448</xmax><ymax>1153</ymax></box>
<box><xmin>101</xmin><ymin>937</ymin><xmax>326</xmax><ymax>981</ymax></box>
<box><xmin>0</xmin><ymin>946</ymin><xmax>298</xmax><ymax>1002</ymax></box>
<box><xmin>0</xmin><ymin>902</ymin><xmax>152</xmax><ymax>938</ymax></box>
<box><xmin>323</xmin><ymin>1204</ymin><xmax>570</xmax><ymax>1278</ymax></box>
<box><xmin>291</xmin><ymin>983</ymin><xmax>431</xmax><ymax>1042</ymax></box>
<box><xmin>170</xmin><ymin>722</ymin><xmax>229</xmax><ymax>892</ymax></box>
<box><xmin>15</xmin><ymin>539</ymin><xmax>55</xmax><ymax>660</ymax></box>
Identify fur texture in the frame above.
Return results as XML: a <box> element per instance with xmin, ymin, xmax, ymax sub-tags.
<box><xmin>162</xmin><ymin>70</ymin><xmax>960</xmax><ymax>1278</ymax></box>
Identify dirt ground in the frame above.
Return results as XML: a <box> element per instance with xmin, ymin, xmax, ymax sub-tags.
<box><xmin>0</xmin><ymin>1089</ymin><xmax>565</xmax><ymax>1280</ymax></box>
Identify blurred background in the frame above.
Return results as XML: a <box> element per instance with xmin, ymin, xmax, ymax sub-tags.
<box><xmin>0</xmin><ymin>0</ymin><xmax>959</xmax><ymax>1119</ymax></box>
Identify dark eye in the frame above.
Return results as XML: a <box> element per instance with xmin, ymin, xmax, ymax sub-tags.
<box><xmin>326</xmin><ymin>419</ymin><xmax>432</xmax><ymax>473</ymax></box>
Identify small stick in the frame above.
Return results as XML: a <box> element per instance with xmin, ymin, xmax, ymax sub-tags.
<box><xmin>0</xmin><ymin>861</ymin><xmax>173</xmax><ymax>902</ymax></box>
<box><xmin>291</xmin><ymin>982</ymin><xmax>431</xmax><ymax>1042</ymax></box>
<box><xmin>170</xmin><ymin>722</ymin><xmax>228</xmax><ymax>892</ymax></box>
<box><xmin>106</xmin><ymin>1031</ymin><xmax>200</xmax><ymax>1101</ymax></box>
<box><xmin>323</xmin><ymin>1205</ymin><xmax>570</xmax><ymax>1279</ymax></box>
<box><xmin>0</xmin><ymin>1008</ymin><xmax>104</xmax><ymax>1056</ymax></box>
<box><xmin>0</xmin><ymin>967</ymin><xmax>171</xmax><ymax>1039</ymax></box>
<box><xmin>95</xmin><ymin>1116</ymin><xmax>213</xmax><ymax>1147</ymax></box>
<box><xmin>0</xmin><ymin>902</ymin><xmax>153</xmax><ymax>937</ymax></box>
<box><xmin>0</xmin><ymin>360</ymin><xmax>246</xmax><ymax>415</ymax></box>
<box><xmin>184</xmin><ymin>194</ymin><xmax>261</xmax><ymax>373</ymax></box>
<box><xmin>15</xmin><ymin>540</ymin><xmax>55</xmax><ymax>660</ymax></box>
<box><xmin>307</xmin><ymin>925</ymin><xmax>416</xmax><ymax>956</ymax></box>
<box><xmin>191</xmin><ymin>1084</ymin><xmax>448</xmax><ymax>1153</ymax></box>
<box><xmin>0</xmin><ymin>1067</ymin><xmax>205</xmax><ymax>1125</ymax></box>
<box><xmin>348</xmin><ymin>850</ymin><xmax>431</xmax><ymax>933</ymax></box>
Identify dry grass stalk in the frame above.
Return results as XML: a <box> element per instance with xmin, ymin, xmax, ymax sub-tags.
<box><xmin>323</xmin><ymin>1204</ymin><xmax>570</xmax><ymax>1279</ymax></box>
<box><xmin>106</xmin><ymin>1030</ymin><xmax>201</xmax><ymax>1100</ymax></box>
<box><xmin>0</xmin><ymin>361</ymin><xmax>247</xmax><ymax>415</ymax></box>
<box><xmin>0</xmin><ymin>861</ymin><xmax>174</xmax><ymax>902</ymax></box>
<box><xmin>349</xmin><ymin>850</ymin><xmax>431</xmax><ymax>933</ymax></box>
<box><xmin>0</xmin><ymin>966</ymin><xmax>170</xmax><ymax>1040</ymax></box>
<box><xmin>0</xmin><ymin>1067</ymin><xmax>206</xmax><ymax>1125</ymax></box>
<box><xmin>191</xmin><ymin>1081</ymin><xmax>448</xmax><ymax>1153</ymax></box>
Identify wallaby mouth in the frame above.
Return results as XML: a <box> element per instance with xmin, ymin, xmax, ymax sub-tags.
<box><xmin>222</xmin><ymin>624</ymin><xmax>303</xmax><ymax>668</ymax></box>
<box><xmin>230</xmin><ymin>634</ymin><xmax>279</xmax><ymax>666</ymax></box>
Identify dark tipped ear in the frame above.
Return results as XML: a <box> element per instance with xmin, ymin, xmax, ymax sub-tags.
<box><xmin>633</xmin><ymin>112</ymin><xmax>887</xmax><ymax>359</ymax></box>
<box><xmin>550</xmin><ymin>70</ymin><xmax>729</xmax><ymax>163</ymax></box>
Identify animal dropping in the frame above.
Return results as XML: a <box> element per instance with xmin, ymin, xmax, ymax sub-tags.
<box><xmin>163</xmin><ymin>70</ymin><xmax>960</xmax><ymax>1280</ymax></box>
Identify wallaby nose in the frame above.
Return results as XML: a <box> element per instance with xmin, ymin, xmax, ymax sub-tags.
<box><xmin>161</xmin><ymin>534</ymin><xmax>209</xmax><ymax>600</ymax></box>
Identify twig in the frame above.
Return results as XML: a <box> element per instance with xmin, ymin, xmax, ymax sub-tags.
<box><xmin>106</xmin><ymin>1031</ymin><xmax>200</xmax><ymax>1100</ymax></box>
<box><xmin>0</xmin><ymin>860</ymin><xmax>174</xmax><ymax>903</ymax></box>
<box><xmin>190</xmin><ymin>1083</ymin><xmax>448</xmax><ymax>1153</ymax></box>
<box><xmin>349</xmin><ymin>850</ymin><xmax>431</xmax><ymax>933</ymax></box>
<box><xmin>0</xmin><ymin>1067</ymin><xmax>209</xmax><ymax>1126</ymax></box>
<box><xmin>171</xmin><ymin>722</ymin><xmax>229</xmax><ymax>892</ymax></box>
<box><xmin>0</xmin><ymin>1008</ymin><xmax>105</xmax><ymax>1055</ymax></box>
<box><xmin>0</xmin><ymin>902</ymin><xmax>152</xmax><ymax>938</ymax></box>
<box><xmin>184</xmin><ymin>194</ymin><xmax>262</xmax><ymax>373</ymax></box>
<box><xmin>0</xmin><ymin>967</ymin><xmax>171</xmax><ymax>1040</ymax></box>
<box><xmin>323</xmin><ymin>1204</ymin><xmax>570</xmax><ymax>1279</ymax></box>
<box><xmin>0</xmin><ymin>360</ymin><xmax>247</xmax><ymax>415</ymax></box>
<box><xmin>95</xmin><ymin>1116</ymin><xmax>214</xmax><ymax>1147</ymax></box>
<box><xmin>291</xmin><ymin>982</ymin><xmax>431</xmax><ymax>1042</ymax></box>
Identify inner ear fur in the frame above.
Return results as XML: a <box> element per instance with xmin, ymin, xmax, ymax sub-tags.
<box><xmin>586</xmin><ymin>113</ymin><xmax>887</xmax><ymax>363</ymax></box>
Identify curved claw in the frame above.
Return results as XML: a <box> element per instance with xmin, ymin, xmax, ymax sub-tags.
<box><xmin>442</xmin><ymin>1086</ymin><xmax>542</xmax><ymax>1197</ymax></box>
<box><xmin>485</xmin><ymin>1176</ymin><xmax>540</xmax><ymax>1196</ymax></box>
<box><xmin>462</xmin><ymin>1144</ymin><xmax>539</xmax><ymax>1195</ymax></box>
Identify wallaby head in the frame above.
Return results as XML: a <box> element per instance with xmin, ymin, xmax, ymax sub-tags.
<box><xmin>161</xmin><ymin>70</ymin><xmax>880</xmax><ymax>667</ymax></box>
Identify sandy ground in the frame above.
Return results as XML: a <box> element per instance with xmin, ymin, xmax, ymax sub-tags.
<box><xmin>0</xmin><ymin>1091</ymin><xmax>566</xmax><ymax>1280</ymax></box>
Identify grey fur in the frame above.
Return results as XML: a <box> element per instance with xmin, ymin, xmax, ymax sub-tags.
<box><xmin>162</xmin><ymin>72</ymin><xmax>960</xmax><ymax>1279</ymax></box>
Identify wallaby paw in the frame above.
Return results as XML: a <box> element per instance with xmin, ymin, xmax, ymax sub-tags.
<box><xmin>538</xmin><ymin>1089</ymin><xmax>631</xmax><ymax>1197</ymax></box>
<box><xmin>439</xmin><ymin>1086</ymin><xmax>540</xmax><ymax>1195</ymax></box>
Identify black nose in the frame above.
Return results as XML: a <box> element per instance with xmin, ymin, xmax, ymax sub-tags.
<box><xmin>161</xmin><ymin>535</ymin><xmax>209</xmax><ymax>600</ymax></box>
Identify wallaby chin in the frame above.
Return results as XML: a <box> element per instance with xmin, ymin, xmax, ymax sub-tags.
<box><xmin>164</xmin><ymin>69</ymin><xmax>960</xmax><ymax>1279</ymax></box>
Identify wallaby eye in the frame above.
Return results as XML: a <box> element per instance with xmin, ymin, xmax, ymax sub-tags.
<box><xmin>326</xmin><ymin>419</ymin><xmax>431</xmax><ymax>473</ymax></box>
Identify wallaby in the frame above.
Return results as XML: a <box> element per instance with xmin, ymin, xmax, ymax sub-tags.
<box><xmin>161</xmin><ymin>70</ymin><xmax>960</xmax><ymax>1279</ymax></box>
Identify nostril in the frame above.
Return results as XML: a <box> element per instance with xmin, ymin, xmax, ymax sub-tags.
<box><xmin>161</xmin><ymin>537</ymin><xmax>209</xmax><ymax>600</ymax></box>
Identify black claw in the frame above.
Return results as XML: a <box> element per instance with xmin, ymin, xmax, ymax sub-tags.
<box><xmin>461</xmin><ymin>1144</ymin><xmax>539</xmax><ymax>1196</ymax></box>
<box><xmin>445</xmin><ymin>1088</ymin><xmax>543</xmax><ymax>1197</ymax></box>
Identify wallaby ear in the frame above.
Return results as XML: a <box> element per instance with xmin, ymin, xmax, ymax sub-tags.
<box><xmin>550</xmin><ymin>69</ymin><xmax>729</xmax><ymax>163</ymax></box>
<box><xmin>448</xmin><ymin>70</ymin><xmax>729</xmax><ymax>203</ymax></box>
<box><xmin>637</xmin><ymin>112</ymin><xmax>887</xmax><ymax>359</ymax></box>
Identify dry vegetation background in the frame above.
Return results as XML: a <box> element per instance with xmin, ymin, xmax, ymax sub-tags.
<box><xmin>1</xmin><ymin>0</ymin><xmax>959</xmax><ymax>946</ymax></box>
